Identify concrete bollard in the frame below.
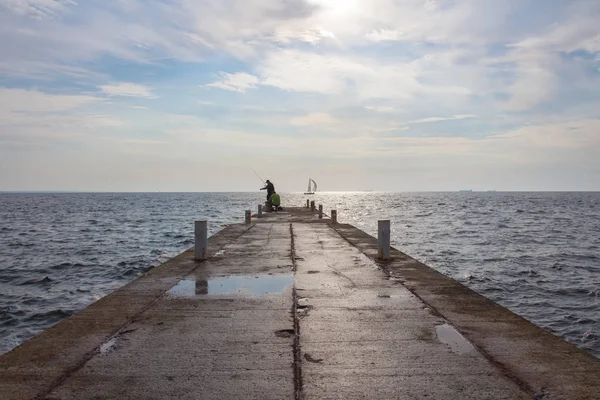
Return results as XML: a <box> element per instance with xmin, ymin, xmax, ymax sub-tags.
<box><xmin>331</xmin><ymin>210</ymin><xmax>337</xmax><ymax>224</ymax></box>
<box><xmin>194</xmin><ymin>220</ymin><xmax>208</xmax><ymax>261</ymax></box>
<box><xmin>245</xmin><ymin>210</ymin><xmax>252</xmax><ymax>225</ymax></box>
<box><xmin>257</xmin><ymin>204</ymin><xmax>262</xmax><ymax>218</ymax></box>
<box><xmin>318</xmin><ymin>204</ymin><xmax>323</xmax><ymax>219</ymax></box>
<box><xmin>378</xmin><ymin>220</ymin><xmax>391</xmax><ymax>260</ymax></box>
<box><xmin>306</xmin><ymin>199</ymin><xmax>310</xmax><ymax>208</ymax></box>
<box><xmin>310</xmin><ymin>200</ymin><xmax>315</xmax><ymax>211</ymax></box>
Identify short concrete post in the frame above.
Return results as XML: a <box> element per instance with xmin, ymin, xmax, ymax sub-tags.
<box><xmin>318</xmin><ymin>204</ymin><xmax>323</xmax><ymax>219</ymax></box>
<box><xmin>378</xmin><ymin>220</ymin><xmax>391</xmax><ymax>260</ymax></box>
<box><xmin>194</xmin><ymin>220</ymin><xmax>208</xmax><ymax>260</ymax></box>
<box><xmin>310</xmin><ymin>200</ymin><xmax>315</xmax><ymax>211</ymax></box>
<box><xmin>331</xmin><ymin>210</ymin><xmax>337</xmax><ymax>224</ymax></box>
<box><xmin>257</xmin><ymin>204</ymin><xmax>263</xmax><ymax>218</ymax></box>
<box><xmin>306</xmin><ymin>199</ymin><xmax>310</xmax><ymax>208</ymax></box>
<box><xmin>245</xmin><ymin>210</ymin><xmax>252</xmax><ymax>225</ymax></box>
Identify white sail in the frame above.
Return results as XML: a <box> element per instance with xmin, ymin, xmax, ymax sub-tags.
<box><xmin>305</xmin><ymin>177</ymin><xmax>317</xmax><ymax>193</ymax></box>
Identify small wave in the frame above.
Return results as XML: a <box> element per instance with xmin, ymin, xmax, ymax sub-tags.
<box><xmin>179</xmin><ymin>239</ymin><xmax>194</xmax><ymax>246</ymax></box>
<box><xmin>438</xmin><ymin>250</ymin><xmax>460</xmax><ymax>256</ymax></box>
<box><xmin>50</xmin><ymin>262</ymin><xmax>73</xmax><ymax>270</ymax></box>
<box><xmin>19</xmin><ymin>276</ymin><xmax>53</xmax><ymax>286</ymax></box>
<box><xmin>582</xmin><ymin>332</ymin><xmax>599</xmax><ymax>342</ymax></box>
<box><xmin>482</xmin><ymin>257</ymin><xmax>506</xmax><ymax>262</ymax></box>
<box><xmin>0</xmin><ymin>316</ymin><xmax>20</xmax><ymax>327</ymax></box>
<box><xmin>8</xmin><ymin>241</ymin><xmax>35</xmax><ymax>248</ymax></box>
<box><xmin>576</xmin><ymin>318</ymin><xmax>596</xmax><ymax>325</ymax></box>
<box><xmin>25</xmin><ymin>309</ymin><xmax>72</xmax><ymax>323</ymax></box>
<box><xmin>415</xmin><ymin>212</ymin><xmax>433</xmax><ymax>217</ymax></box>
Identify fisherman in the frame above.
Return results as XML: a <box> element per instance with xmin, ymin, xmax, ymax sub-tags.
<box><xmin>260</xmin><ymin>179</ymin><xmax>275</xmax><ymax>201</ymax></box>
<box><xmin>267</xmin><ymin>192</ymin><xmax>282</xmax><ymax>212</ymax></box>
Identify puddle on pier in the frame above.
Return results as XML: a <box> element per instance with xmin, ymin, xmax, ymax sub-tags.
<box><xmin>435</xmin><ymin>324</ymin><xmax>476</xmax><ymax>355</ymax></box>
<box><xmin>166</xmin><ymin>274</ymin><xmax>294</xmax><ymax>298</ymax></box>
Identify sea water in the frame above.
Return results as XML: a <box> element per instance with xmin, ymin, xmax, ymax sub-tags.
<box><xmin>0</xmin><ymin>192</ymin><xmax>598</xmax><ymax>357</ymax></box>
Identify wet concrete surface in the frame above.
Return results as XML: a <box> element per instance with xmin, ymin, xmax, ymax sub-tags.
<box><xmin>1</xmin><ymin>207</ymin><xmax>599</xmax><ymax>399</ymax></box>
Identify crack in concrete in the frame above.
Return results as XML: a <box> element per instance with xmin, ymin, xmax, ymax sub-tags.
<box><xmin>289</xmin><ymin>223</ymin><xmax>304</xmax><ymax>400</ymax></box>
<box><xmin>325</xmin><ymin>260</ymin><xmax>357</xmax><ymax>288</ymax></box>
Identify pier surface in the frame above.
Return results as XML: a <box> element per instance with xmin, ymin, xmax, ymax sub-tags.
<box><xmin>1</xmin><ymin>207</ymin><xmax>599</xmax><ymax>399</ymax></box>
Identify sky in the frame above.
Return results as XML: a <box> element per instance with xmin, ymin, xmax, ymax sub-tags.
<box><xmin>0</xmin><ymin>0</ymin><xmax>599</xmax><ymax>192</ymax></box>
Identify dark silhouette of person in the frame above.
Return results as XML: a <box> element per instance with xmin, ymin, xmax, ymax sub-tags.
<box><xmin>260</xmin><ymin>180</ymin><xmax>275</xmax><ymax>201</ymax></box>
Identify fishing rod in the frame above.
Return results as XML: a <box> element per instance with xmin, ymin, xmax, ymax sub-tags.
<box><xmin>251</xmin><ymin>168</ymin><xmax>265</xmax><ymax>184</ymax></box>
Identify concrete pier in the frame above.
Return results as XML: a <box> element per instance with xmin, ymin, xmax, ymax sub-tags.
<box><xmin>1</xmin><ymin>207</ymin><xmax>599</xmax><ymax>399</ymax></box>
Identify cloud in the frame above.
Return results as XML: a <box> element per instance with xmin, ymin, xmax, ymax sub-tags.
<box><xmin>291</xmin><ymin>112</ymin><xmax>338</xmax><ymax>126</ymax></box>
<box><xmin>258</xmin><ymin>49</ymin><xmax>446</xmax><ymax>100</ymax></box>
<box><xmin>259</xmin><ymin>50</ymin><xmax>368</xmax><ymax>94</ymax></box>
<box><xmin>408</xmin><ymin>115</ymin><xmax>476</xmax><ymax>124</ymax></box>
<box><xmin>1</xmin><ymin>0</ymin><xmax>75</xmax><ymax>19</ymax></box>
<box><xmin>366</xmin><ymin>29</ymin><xmax>404</xmax><ymax>42</ymax></box>
<box><xmin>0</xmin><ymin>88</ymin><xmax>101</xmax><ymax>114</ymax></box>
<box><xmin>206</xmin><ymin>72</ymin><xmax>260</xmax><ymax>93</ymax></box>
<box><xmin>0</xmin><ymin>88</ymin><xmax>120</xmax><ymax>141</ymax></box>
<box><xmin>493</xmin><ymin>1</ymin><xmax>600</xmax><ymax>111</ymax></box>
<box><xmin>365</xmin><ymin>106</ymin><xmax>395</xmax><ymax>113</ymax></box>
<box><xmin>1</xmin><ymin>0</ymin><xmax>600</xmax><ymax>191</ymax></box>
<box><xmin>99</xmin><ymin>82</ymin><xmax>155</xmax><ymax>98</ymax></box>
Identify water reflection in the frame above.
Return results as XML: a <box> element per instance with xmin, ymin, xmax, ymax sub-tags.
<box><xmin>435</xmin><ymin>323</ymin><xmax>476</xmax><ymax>355</ymax></box>
<box><xmin>166</xmin><ymin>274</ymin><xmax>294</xmax><ymax>298</ymax></box>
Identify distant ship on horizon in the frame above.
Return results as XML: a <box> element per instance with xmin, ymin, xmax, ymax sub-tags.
<box><xmin>458</xmin><ymin>189</ymin><xmax>473</xmax><ymax>192</ymax></box>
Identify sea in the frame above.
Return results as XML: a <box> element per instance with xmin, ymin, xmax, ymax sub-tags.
<box><xmin>0</xmin><ymin>192</ymin><xmax>599</xmax><ymax>358</ymax></box>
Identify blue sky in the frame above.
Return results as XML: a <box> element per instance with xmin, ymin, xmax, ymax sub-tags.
<box><xmin>1</xmin><ymin>0</ymin><xmax>599</xmax><ymax>191</ymax></box>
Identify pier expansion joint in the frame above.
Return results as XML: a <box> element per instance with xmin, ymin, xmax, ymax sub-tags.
<box><xmin>289</xmin><ymin>223</ymin><xmax>304</xmax><ymax>400</ymax></box>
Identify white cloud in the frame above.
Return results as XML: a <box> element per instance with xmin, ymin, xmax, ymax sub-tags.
<box><xmin>260</xmin><ymin>50</ymin><xmax>368</xmax><ymax>94</ymax></box>
<box><xmin>99</xmin><ymin>82</ymin><xmax>155</xmax><ymax>98</ymax></box>
<box><xmin>408</xmin><ymin>114</ymin><xmax>475</xmax><ymax>124</ymax></box>
<box><xmin>0</xmin><ymin>88</ymin><xmax>121</xmax><ymax>141</ymax></box>
<box><xmin>258</xmin><ymin>49</ymin><xmax>440</xmax><ymax>100</ymax></box>
<box><xmin>0</xmin><ymin>88</ymin><xmax>101</xmax><ymax>114</ymax></box>
<box><xmin>1</xmin><ymin>0</ymin><xmax>75</xmax><ymax>19</ymax></box>
<box><xmin>273</xmin><ymin>28</ymin><xmax>336</xmax><ymax>44</ymax></box>
<box><xmin>365</xmin><ymin>106</ymin><xmax>395</xmax><ymax>113</ymax></box>
<box><xmin>291</xmin><ymin>112</ymin><xmax>338</xmax><ymax>126</ymax></box>
<box><xmin>495</xmin><ymin>2</ymin><xmax>600</xmax><ymax>111</ymax></box>
<box><xmin>206</xmin><ymin>72</ymin><xmax>260</xmax><ymax>93</ymax></box>
<box><xmin>120</xmin><ymin>138</ymin><xmax>171</xmax><ymax>145</ymax></box>
<box><xmin>366</xmin><ymin>29</ymin><xmax>404</xmax><ymax>42</ymax></box>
